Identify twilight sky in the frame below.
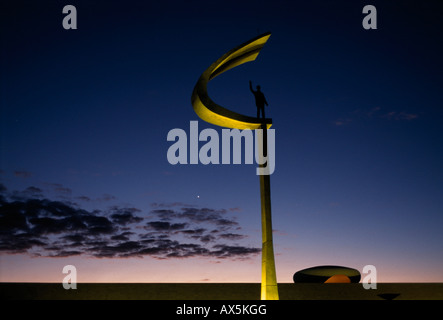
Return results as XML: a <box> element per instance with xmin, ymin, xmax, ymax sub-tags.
<box><xmin>1</xmin><ymin>0</ymin><xmax>442</xmax><ymax>283</ymax></box>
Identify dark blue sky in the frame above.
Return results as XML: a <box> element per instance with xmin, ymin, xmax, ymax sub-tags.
<box><xmin>1</xmin><ymin>0</ymin><xmax>442</xmax><ymax>282</ymax></box>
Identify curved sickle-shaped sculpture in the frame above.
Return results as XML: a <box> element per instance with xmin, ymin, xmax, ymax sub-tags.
<box><xmin>191</xmin><ymin>32</ymin><xmax>272</xmax><ymax>129</ymax></box>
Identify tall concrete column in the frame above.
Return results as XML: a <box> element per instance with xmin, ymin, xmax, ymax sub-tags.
<box><xmin>258</xmin><ymin>124</ymin><xmax>279</xmax><ymax>300</ymax></box>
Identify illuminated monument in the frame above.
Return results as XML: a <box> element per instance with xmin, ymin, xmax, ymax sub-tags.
<box><xmin>191</xmin><ymin>32</ymin><xmax>279</xmax><ymax>300</ymax></box>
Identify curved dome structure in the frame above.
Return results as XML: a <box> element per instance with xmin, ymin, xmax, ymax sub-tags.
<box><xmin>293</xmin><ymin>265</ymin><xmax>361</xmax><ymax>283</ymax></box>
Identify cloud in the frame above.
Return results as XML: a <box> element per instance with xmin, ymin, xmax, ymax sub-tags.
<box><xmin>24</xmin><ymin>186</ymin><xmax>43</xmax><ymax>196</ymax></box>
<box><xmin>381</xmin><ymin>111</ymin><xmax>418</xmax><ymax>121</ymax></box>
<box><xmin>199</xmin><ymin>234</ymin><xmax>217</xmax><ymax>243</ymax></box>
<box><xmin>0</xmin><ymin>187</ymin><xmax>259</xmax><ymax>260</ymax></box>
<box><xmin>54</xmin><ymin>186</ymin><xmax>72</xmax><ymax>195</ymax></box>
<box><xmin>334</xmin><ymin>107</ymin><xmax>418</xmax><ymax>125</ymax></box>
<box><xmin>43</xmin><ymin>183</ymin><xmax>72</xmax><ymax>196</ymax></box>
<box><xmin>149</xmin><ymin>209</ymin><xmax>176</xmax><ymax>220</ymax></box>
<box><xmin>333</xmin><ymin>118</ymin><xmax>352</xmax><ymax>126</ymax></box>
<box><xmin>179</xmin><ymin>228</ymin><xmax>206</xmax><ymax>235</ymax></box>
<box><xmin>150</xmin><ymin>202</ymin><xmax>194</xmax><ymax>208</ymax></box>
<box><xmin>62</xmin><ymin>234</ymin><xmax>87</xmax><ymax>244</ymax></box>
<box><xmin>110</xmin><ymin>231</ymin><xmax>134</xmax><ymax>241</ymax></box>
<box><xmin>210</xmin><ymin>245</ymin><xmax>261</xmax><ymax>258</ymax></box>
<box><xmin>150</xmin><ymin>207</ymin><xmax>239</xmax><ymax>228</ymax></box>
<box><xmin>218</xmin><ymin>233</ymin><xmax>246</xmax><ymax>241</ymax></box>
<box><xmin>14</xmin><ymin>171</ymin><xmax>32</xmax><ymax>178</ymax></box>
<box><xmin>99</xmin><ymin>194</ymin><xmax>117</xmax><ymax>202</ymax></box>
<box><xmin>171</xmin><ymin>207</ymin><xmax>238</xmax><ymax>227</ymax></box>
<box><xmin>49</xmin><ymin>250</ymin><xmax>83</xmax><ymax>258</ymax></box>
<box><xmin>8</xmin><ymin>186</ymin><xmax>45</xmax><ymax>201</ymax></box>
<box><xmin>147</xmin><ymin>221</ymin><xmax>188</xmax><ymax>231</ymax></box>
<box><xmin>369</xmin><ymin>106</ymin><xmax>380</xmax><ymax>114</ymax></box>
<box><xmin>76</xmin><ymin>195</ymin><xmax>91</xmax><ymax>202</ymax></box>
<box><xmin>82</xmin><ymin>215</ymin><xmax>116</xmax><ymax>235</ymax></box>
<box><xmin>109</xmin><ymin>207</ymin><xmax>143</xmax><ymax>225</ymax></box>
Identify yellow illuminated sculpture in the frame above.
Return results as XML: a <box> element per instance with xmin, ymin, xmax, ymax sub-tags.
<box><xmin>191</xmin><ymin>32</ymin><xmax>272</xmax><ymax>130</ymax></box>
<box><xmin>191</xmin><ymin>32</ymin><xmax>279</xmax><ymax>300</ymax></box>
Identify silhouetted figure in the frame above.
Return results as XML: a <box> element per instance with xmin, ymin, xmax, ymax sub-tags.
<box><xmin>249</xmin><ymin>81</ymin><xmax>268</xmax><ymax>119</ymax></box>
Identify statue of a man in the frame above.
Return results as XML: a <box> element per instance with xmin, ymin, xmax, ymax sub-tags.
<box><xmin>249</xmin><ymin>81</ymin><xmax>269</xmax><ymax>119</ymax></box>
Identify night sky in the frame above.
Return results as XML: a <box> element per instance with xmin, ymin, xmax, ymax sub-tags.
<box><xmin>1</xmin><ymin>0</ymin><xmax>442</xmax><ymax>283</ymax></box>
